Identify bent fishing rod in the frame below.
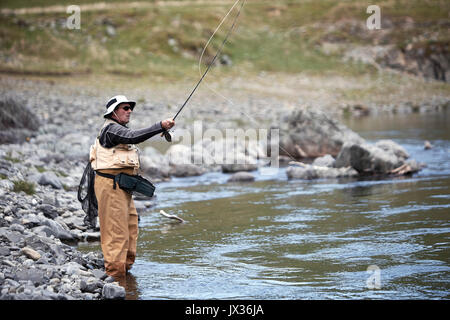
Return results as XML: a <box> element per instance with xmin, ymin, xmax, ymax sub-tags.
<box><xmin>162</xmin><ymin>0</ymin><xmax>246</xmax><ymax>142</ymax></box>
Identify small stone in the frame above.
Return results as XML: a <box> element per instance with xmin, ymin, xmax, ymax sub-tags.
<box><xmin>105</xmin><ymin>25</ymin><xmax>116</xmax><ymax>37</ymax></box>
<box><xmin>21</xmin><ymin>246</ymin><xmax>41</xmax><ymax>261</ymax></box>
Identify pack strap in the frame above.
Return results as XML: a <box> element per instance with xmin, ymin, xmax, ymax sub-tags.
<box><xmin>95</xmin><ymin>171</ymin><xmax>117</xmax><ymax>189</ymax></box>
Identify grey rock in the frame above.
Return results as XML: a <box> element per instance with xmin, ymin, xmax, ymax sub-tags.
<box><xmin>220</xmin><ymin>54</ymin><xmax>232</xmax><ymax>66</ymax></box>
<box><xmin>91</xmin><ymin>269</ymin><xmax>107</xmax><ymax>280</ymax></box>
<box><xmin>286</xmin><ymin>164</ymin><xmax>319</xmax><ymax>180</ymax></box>
<box><xmin>21</xmin><ymin>214</ymin><xmax>41</xmax><ymax>228</ymax></box>
<box><xmin>375</xmin><ymin>139</ymin><xmax>409</xmax><ymax>160</ymax></box>
<box><xmin>312</xmin><ymin>154</ymin><xmax>336</xmax><ymax>167</ymax></box>
<box><xmin>15</xmin><ymin>268</ymin><xmax>46</xmax><ymax>286</ymax></box>
<box><xmin>335</xmin><ymin>142</ymin><xmax>404</xmax><ymax>174</ymax></box>
<box><xmin>10</xmin><ymin>223</ymin><xmax>25</xmax><ymax>233</ymax></box>
<box><xmin>0</xmin><ymin>179</ymin><xmax>14</xmax><ymax>191</ymax></box>
<box><xmin>2</xmin><ymin>259</ymin><xmax>16</xmax><ymax>268</ymax></box>
<box><xmin>81</xmin><ymin>231</ymin><xmax>100</xmax><ymax>242</ymax></box>
<box><xmin>277</xmin><ymin>106</ymin><xmax>365</xmax><ymax>159</ymax></box>
<box><xmin>38</xmin><ymin>203</ymin><xmax>59</xmax><ymax>219</ymax></box>
<box><xmin>102</xmin><ymin>283</ymin><xmax>125</xmax><ymax>300</ymax></box>
<box><xmin>140</xmin><ymin>153</ymin><xmax>170</xmax><ymax>181</ymax></box>
<box><xmin>227</xmin><ymin>171</ymin><xmax>255</xmax><ymax>182</ymax></box>
<box><xmin>62</xmin><ymin>214</ymin><xmax>86</xmax><ymax>231</ymax></box>
<box><xmin>24</xmin><ymin>234</ymin><xmax>51</xmax><ymax>251</ymax></box>
<box><xmin>62</xmin><ymin>261</ymin><xmax>86</xmax><ymax>276</ymax></box>
<box><xmin>49</xmin><ymin>243</ymin><xmax>67</xmax><ymax>265</ymax></box>
<box><xmin>169</xmin><ymin>164</ymin><xmax>207</xmax><ymax>177</ymax></box>
<box><xmin>221</xmin><ymin>162</ymin><xmax>258</xmax><ymax>173</ymax></box>
<box><xmin>31</xmin><ymin>215</ymin><xmax>76</xmax><ymax>242</ymax></box>
<box><xmin>80</xmin><ymin>278</ymin><xmax>104</xmax><ymax>293</ymax></box>
<box><xmin>0</xmin><ymin>228</ymin><xmax>24</xmax><ymax>245</ymax></box>
<box><xmin>286</xmin><ymin>163</ymin><xmax>358</xmax><ymax>180</ymax></box>
<box><xmin>105</xmin><ymin>25</ymin><xmax>116</xmax><ymax>37</ymax></box>
<box><xmin>38</xmin><ymin>172</ymin><xmax>63</xmax><ymax>189</ymax></box>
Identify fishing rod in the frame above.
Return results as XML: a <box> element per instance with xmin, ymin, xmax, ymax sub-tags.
<box><xmin>162</xmin><ymin>0</ymin><xmax>246</xmax><ymax>142</ymax></box>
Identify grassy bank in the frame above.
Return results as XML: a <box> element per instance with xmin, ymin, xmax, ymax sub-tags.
<box><xmin>1</xmin><ymin>0</ymin><xmax>448</xmax><ymax>80</ymax></box>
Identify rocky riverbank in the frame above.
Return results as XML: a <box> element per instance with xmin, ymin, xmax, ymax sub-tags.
<box><xmin>0</xmin><ymin>142</ymin><xmax>131</xmax><ymax>299</ymax></box>
<box><xmin>0</xmin><ymin>176</ymin><xmax>126</xmax><ymax>299</ymax></box>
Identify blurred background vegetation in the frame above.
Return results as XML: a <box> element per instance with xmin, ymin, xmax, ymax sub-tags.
<box><xmin>0</xmin><ymin>0</ymin><xmax>448</xmax><ymax>83</ymax></box>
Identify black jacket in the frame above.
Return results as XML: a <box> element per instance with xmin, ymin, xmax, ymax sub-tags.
<box><xmin>99</xmin><ymin>119</ymin><xmax>164</xmax><ymax>148</ymax></box>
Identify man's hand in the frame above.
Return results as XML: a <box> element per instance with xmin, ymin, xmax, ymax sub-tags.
<box><xmin>161</xmin><ymin>118</ymin><xmax>175</xmax><ymax>130</ymax></box>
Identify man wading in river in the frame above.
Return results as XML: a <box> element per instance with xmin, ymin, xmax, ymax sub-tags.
<box><xmin>89</xmin><ymin>95</ymin><xmax>175</xmax><ymax>280</ymax></box>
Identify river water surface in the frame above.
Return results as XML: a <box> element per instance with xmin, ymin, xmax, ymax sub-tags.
<box><xmin>79</xmin><ymin>112</ymin><xmax>450</xmax><ymax>300</ymax></box>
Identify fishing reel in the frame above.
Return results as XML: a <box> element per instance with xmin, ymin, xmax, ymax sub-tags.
<box><xmin>162</xmin><ymin>130</ymin><xmax>172</xmax><ymax>142</ymax></box>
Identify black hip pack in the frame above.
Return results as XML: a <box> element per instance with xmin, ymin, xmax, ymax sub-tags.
<box><xmin>96</xmin><ymin>171</ymin><xmax>155</xmax><ymax>197</ymax></box>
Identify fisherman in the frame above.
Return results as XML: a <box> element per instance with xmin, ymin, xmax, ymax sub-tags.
<box><xmin>90</xmin><ymin>95</ymin><xmax>175</xmax><ymax>280</ymax></box>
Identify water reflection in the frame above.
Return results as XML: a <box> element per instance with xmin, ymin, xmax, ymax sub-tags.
<box><xmin>113</xmin><ymin>273</ymin><xmax>141</xmax><ymax>300</ymax></box>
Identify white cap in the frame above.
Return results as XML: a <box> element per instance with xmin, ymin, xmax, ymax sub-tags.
<box><xmin>104</xmin><ymin>95</ymin><xmax>136</xmax><ymax>118</ymax></box>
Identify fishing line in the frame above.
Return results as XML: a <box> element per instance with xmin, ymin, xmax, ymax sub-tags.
<box><xmin>173</xmin><ymin>0</ymin><xmax>245</xmax><ymax>121</ymax></box>
<box><xmin>194</xmin><ymin>1</ymin><xmax>297</xmax><ymax>162</ymax></box>
<box><xmin>162</xmin><ymin>0</ymin><xmax>246</xmax><ymax>142</ymax></box>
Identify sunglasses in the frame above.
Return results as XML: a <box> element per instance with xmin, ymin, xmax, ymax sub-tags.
<box><xmin>121</xmin><ymin>106</ymin><xmax>134</xmax><ymax>111</ymax></box>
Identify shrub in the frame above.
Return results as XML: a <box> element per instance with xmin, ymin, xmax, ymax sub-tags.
<box><xmin>13</xmin><ymin>180</ymin><xmax>36</xmax><ymax>195</ymax></box>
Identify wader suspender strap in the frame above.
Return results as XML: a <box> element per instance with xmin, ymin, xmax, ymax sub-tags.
<box><xmin>95</xmin><ymin>121</ymin><xmax>106</xmax><ymax>171</ymax></box>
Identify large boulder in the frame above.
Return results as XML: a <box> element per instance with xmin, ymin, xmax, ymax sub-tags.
<box><xmin>140</xmin><ymin>146</ymin><xmax>170</xmax><ymax>181</ymax></box>
<box><xmin>335</xmin><ymin>140</ymin><xmax>410</xmax><ymax>175</ymax></box>
<box><xmin>275</xmin><ymin>107</ymin><xmax>365</xmax><ymax>159</ymax></box>
<box><xmin>166</xmin><ymin>144</ymin><xmax>194</xmax><ymax>166</ymax></box>
<box><xmin>0</xmin><ymin>96</ymin><xmax>41</xmax><ymax>144</ymax></box>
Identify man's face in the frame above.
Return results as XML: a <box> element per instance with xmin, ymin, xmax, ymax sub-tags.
<box><xmin>113</xmin><ymin>103</ymin><xmax>133</xmax><ymax>124</ymax></box>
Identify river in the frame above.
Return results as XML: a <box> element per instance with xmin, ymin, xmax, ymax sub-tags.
<box><xmin>78</xmin><ymin>111</ymin><xmax>450</xmax><ymax>300</ymax></box>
